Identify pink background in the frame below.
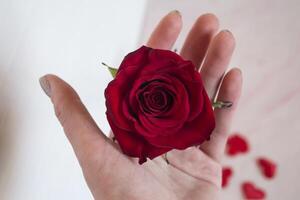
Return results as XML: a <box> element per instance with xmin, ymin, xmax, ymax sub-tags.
<box><xmin>139</xmin><ymin>0</ymin><xmax>300</xmax><ymax>199</ymax></box>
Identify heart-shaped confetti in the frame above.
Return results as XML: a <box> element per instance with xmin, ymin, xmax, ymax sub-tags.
<box><xmin>242</xmin><ymin>181</ymin><xmax>266</xmax><ymax>199</ymax></box>
<box><xmin>222</xmin><ymin>167</ymin><xmax>233</xmax><ymax>188</ymax></box>
<box><xmin>223</xmin><ymin>133</ymin><xmax>277</xmax><ymax>198</ymax></box>
<box><xmin>226</xmin><ymin>134</ymin><xmax>249</xmax><ymax>156</ymax></box>
<box><xmin>257</xmin><ymin>157</ymin><xmax>277</xmax><ymax>179</ymax></box>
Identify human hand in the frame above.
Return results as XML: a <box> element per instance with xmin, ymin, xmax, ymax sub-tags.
<box><xmin>39</xmin><ymin>10</ymin><xmax>242</xmax><ymax>200</ymax></box>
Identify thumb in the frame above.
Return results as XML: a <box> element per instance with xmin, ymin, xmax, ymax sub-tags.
<box><xmin>39</xmin><ymin>74</ymin><xmax>109</xmax><ymax>167</ymax></box>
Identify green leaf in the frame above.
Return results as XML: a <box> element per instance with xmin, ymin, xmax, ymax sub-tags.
<box><xmin>107</xmin><ymin>66</ymin><xmax>118</xmax><ymax>78</ymax></box>
<box><xmin>102</xmin><ymin>62</ymin><xmax>118</xmax><ymax>78</ymax></box>
<box><xmin>212</xmin><ymin>101</ymin><xmax>233</xmax><ymax>109</ymax></box>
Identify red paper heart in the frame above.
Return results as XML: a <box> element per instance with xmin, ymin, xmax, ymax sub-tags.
<box><xmin>242</xmin><ymin>182</ymin><xmax>266</xmax><ymax>199</ymax></box>
<box><xmin>257</xmin><ymin>157</ymin><xmax>277</xmax><ymax>179</ymax></box>
<box><xmin>226</xmin><ymin>134</ymin><xmax>249</xmax><ymax>156</ymax></box>
<box><xmin>222</xmin><ymin>167</ymin><xmax>233</xmax><ymax>188</ymax></box>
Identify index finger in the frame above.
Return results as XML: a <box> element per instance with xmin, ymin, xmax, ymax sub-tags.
<box><xmin>147</xmin><ymin>10</ymin><xmax>182</xmax><ymax>49</ymax></box>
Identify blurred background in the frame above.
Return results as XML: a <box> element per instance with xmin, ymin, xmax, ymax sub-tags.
<box><xmin>0</xmin><ymin>0</ymin><xmax>299</xmax><ymax>199</ymax></box>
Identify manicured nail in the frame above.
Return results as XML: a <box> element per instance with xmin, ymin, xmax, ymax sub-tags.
<box><xmin>237</xmin><ymin>68</ymin><xmax>242</xmax><ymax>76</ymax></box>
<box><xmin>223</xmin><ymin>29</ymin><xmax>232</xmax><ymax>34</ymax></box>
<box><xmin>170</xmin><ymin>10</ymin><xmax>181</xmax><ymax>17</ymax></box>
<box><xmin>39</xmin><ymin>76</ymin><xmax>51</xmax><ymax>97</ymax></box>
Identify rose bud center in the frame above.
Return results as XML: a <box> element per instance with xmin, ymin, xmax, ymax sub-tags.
<box><xmin>137</xmin><ymin>80</ymin><xmax>174</xmax><ymax>117</ymax></box>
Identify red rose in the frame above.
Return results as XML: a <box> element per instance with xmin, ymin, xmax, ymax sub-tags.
<box><xmin>105</xmin><ymin>46</ymin><xmax>215</xmax><ymax>164</ymax></box>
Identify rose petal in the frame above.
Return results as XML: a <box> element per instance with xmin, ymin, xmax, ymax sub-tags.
<box><xmin>226</xmin><ymin>134</ymin><xmax>249</xmax><ymax>156</ymax></box>
<box><xmin>257</xmin><ymin>157</ymin><xmax>277</xmax><ymax>179</ymax></box>
<box><xmin>147</xmin><ymin>47</ymin><xmax>184</xmax><ymax>68</ymax></box>
<box><xmin>135</xmin><ymin>79</ymin><xmax>174</xmax><ymax>116</ymax></box>
<box><xmin>131</xmin><ymin>74</ymin><xmax>190</xmax><ymax>137</ymax></box>
<box><xmin>105</xmin><ymin>66</ymin><xmax>141</xmax><ymax>130</ymax></box>
<box><xmin>176</xmin><ymin>62</ymin><xmax>205</xmax><ymax>121</ymax></box>
<box><xmin>107</xmin><ymin>114</ymin><xmax>171</xmax><ymax>163</ymax></box>
<box><xmin>144</xmin><ymin>89</ymin><xmax>215</xmax><ymax>149</ymax></box>
<box><xmin>118</xmin><ymin>46</ymin><xmax>150</xmax><ymax>72</ymax></box>
<box><xmin>120</xmin><ymin>46</ymin><xmax>183</xmax><ymax>75</ymax></box>
<box><xmin>144</xmin><ymin>76</ymin><xmax>190</xmax><ymax>129</ymax></box>
<box><xmin>129</xmin><ymin>51</ymin><xmax>205</xmax><ymax>122</ymax></box>
<box><xmin>128</xmin><ymin>74</ymin><xmax>170</xmax><ymax>115</ymax></box>
<box><xmin>241</xmin><ymin>182</ymin><xmax>266</xmax><ymax>199</ymax></box>
<box><xmin>222</xmin><ymin>167</ymin><xmax>233</xmax><ymax>188</ymax></box>
<box><xmin>143</xmin><ymin>61</ymin><xmax>205</xmax><ymax>121</ymax></box>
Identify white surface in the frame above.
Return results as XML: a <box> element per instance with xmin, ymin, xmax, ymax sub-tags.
<box><xmin>140</xmin><ymin>0</ymin><xmax>300</xmax><ymax>199</ymax></box>
<box><xmin>0</xmin><ymin>0</ymin><xmax>146</xmax><ymax>199</ymax></box>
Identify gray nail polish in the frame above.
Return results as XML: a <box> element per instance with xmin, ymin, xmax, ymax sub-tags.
<box><xmin>39</xmin><ymin>76</ymin><xmax>51</xmax><ymax>97</ymax></box>
<box><xmin>171</xmin><ymin>10</ymin><xmax>181</xmax><ymax>17</ymax></box>
<box><xmin>223</xmin><ymin>29</ymin><xmax>232</xmax><ymax>34</ymax></box>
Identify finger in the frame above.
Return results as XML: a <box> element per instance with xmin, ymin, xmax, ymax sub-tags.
<box><xmin>200</xmin><ymin>30</ymin><xmax>235</xmax><ymax>99</ymax></box>
<box><xmin>200</xmin><ymin>68</ymin><xmax>242</xmax><ymax>162</ymax></box>
<box><xmin>180</xmin><ymin>13</ymin><xmax>219</xmax><ymax>69</ymax></box>
<box><xmin>39</xmin><ymin>74</ymin><xmax>109</xmax><ymax>165</ymax></box>
<box><xmin>147</xmin><ymin>10</ymin><xmax>182</xmax><ymax>49</ymax></box>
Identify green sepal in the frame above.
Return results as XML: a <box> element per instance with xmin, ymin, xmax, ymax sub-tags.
<box><xmin>212</xmin><ymin>101</ymin><xmax>233</xmax><ymax>109</ymax></box>
<box><xmin>102</xmin><ymin>62</ymin><xmax>118</xmax><ymax>78</ymax></box>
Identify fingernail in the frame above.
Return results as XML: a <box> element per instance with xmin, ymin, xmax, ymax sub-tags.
<box><xmin>170</xmin><ymin>10</ymin><xmax>181</xmax><ymax>17</ymax></box>
<box><xmin>39</xmin><ymin>76</ymin><xmax>51</xmax><ymax>97</ymax></box>
<box><xmin>237</xmin><ymin>68</ymin><xmax>243</xmax><ymax>76</ymax></box>
<box><xmin>223</xmin><ymin>29</ymin><xmax>232</xmax><ymax>34</ymax></box>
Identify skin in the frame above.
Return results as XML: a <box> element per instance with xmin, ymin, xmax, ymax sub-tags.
<box><xmin>39</xmin><ymin>10</ymin><xmax>242</xmax><ymax>200</ymax></box>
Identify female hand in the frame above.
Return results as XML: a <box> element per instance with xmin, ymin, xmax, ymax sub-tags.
<box><xmin>39</xmin><ymin>10</ymin><xmax>242</xmax><ymax>200</ymax></box>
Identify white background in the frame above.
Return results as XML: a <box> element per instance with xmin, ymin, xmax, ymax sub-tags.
<box><xmin>1</xmin><ymin>0</ymin><xmax>300</xmax><ymax>199</ymax></box>
<box><xmin>0</xmin><ymin>0</ymin><xmax>146</xmax><ymax>199</ymax></box>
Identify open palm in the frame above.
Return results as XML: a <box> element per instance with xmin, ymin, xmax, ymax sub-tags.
<box><xmin>40</xmin><ymin>11</ymin><xmax>242</xmax><ymax>200</ymax></box>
